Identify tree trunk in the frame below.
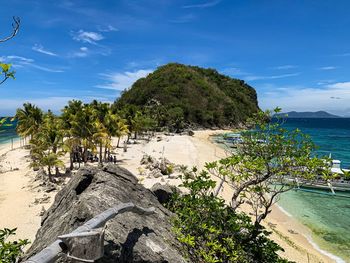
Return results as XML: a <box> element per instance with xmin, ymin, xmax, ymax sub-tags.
<box><xmin>117</xmin><ymin>137</ymin><xmax>121</xmax><ymax>148</ymax></box>
<box><xmin>104</xmin><ymin>147</ymin><xmax>107</xmax><ymax>162</ymax></box>
<box><xmin>99</xmin><ymin>143</ymin><xmax>103</xmax><ymax>165</ymax></box>
<box><xmin>69</xmin><ymin>152</ymin><xmax>74</xmax><ymax>171</ymax></box>
<box><xmin>83</xmin><ymin>148</ymin><xmax>88</xmax><ymax>164</ymax></box>
<box><xmin>52</xmin><ymin>146</ymin><xmax>59</xmax><ymax>176</ymax></box>
<box><xmin>48</xmin><ymin>166</ymin><xmax>53</xmax><ymax>182</ymax></box>
<box><xmin>214</xmin><ymin>176</ymin><xmax>225</xmax><ymax>197</ymax></box>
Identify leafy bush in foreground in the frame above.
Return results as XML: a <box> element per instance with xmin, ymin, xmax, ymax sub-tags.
<box><xmin>167</xmin><ymin>171</ymin><xmax>291</xmax><ymax>263</ymax></box>
<box><xmin>0</xmin><ymin>228</ymin><xmax>29</xmax><ymax>263</ymax></box>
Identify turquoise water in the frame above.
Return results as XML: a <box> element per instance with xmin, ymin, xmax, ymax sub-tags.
<box><xmin>278</xmin><ymin>189</ymin><xmax>350</xmax><ymax>262</ymax></box>
<box><xmin>281</xmin><ymin>118</ymin><xmax>350</xmax><ymax>168</ymax></box>
<box><xmin>278</xmin><ymin>118</ymin><xmax>350</xmax><ymax>262</ymax></box>
<box><xmin>0</xmin><ymin>118</ymin><xmax>18</xmax><ymax>145</ymax></box>
<box><xmin>216</xmin><ymin>118</ymin><xmax>350</xmax><ymax>261</ymax></box>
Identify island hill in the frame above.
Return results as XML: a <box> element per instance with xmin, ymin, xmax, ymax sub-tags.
<box><xmin>277</xmin><ymin>111</ymin><xmax>341</xmax><ymax>118</ymax></box>
<box><xmin>113</xmin><ymin>63</ymin><xmax>259</xmax><ymax>129</ymax></box>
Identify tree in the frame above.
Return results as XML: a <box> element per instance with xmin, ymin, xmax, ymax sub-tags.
<box><xmin>0</xmin><ymin>228</ymin><xmax>29</xmax><ymax>263</ymax></box>
<box><xmin>105</xmin><ymin>110</ymin><xmax>129</xmax><ymax>148</ymax></box>
<box><xmin>0</xmin><ymin>17</ymin><xmax>20</xmax><ymax>85</ymax></box>
<box><xmin>167</xmin><ymin>170</ymin><xmax>290</xmax><ymax>263</ymax></box>
<box><xmin>206</xmin><ymin>108</ymin><xmax>328</xmax><ymax>226</ymax></box>
<box><xmin>16</xmin><ymin>103</ymin><xmax>43</xmax><ymax>139</ymax></box>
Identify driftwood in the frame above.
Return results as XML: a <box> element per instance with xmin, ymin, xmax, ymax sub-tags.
<box><xmin>24</xmin><ymin>202</ymin><xmax>155</xmax><ymax>263</ymax></box>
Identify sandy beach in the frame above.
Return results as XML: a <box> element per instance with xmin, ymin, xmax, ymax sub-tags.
<box><xmin>0</xmin><ymin>131</ymin><xmax>336</xmax><ymax>262</ymax></box>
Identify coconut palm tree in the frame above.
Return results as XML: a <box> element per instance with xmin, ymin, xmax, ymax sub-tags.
<box><xmin>92</xmin><ymin>120</ymin><xmax>109</xmax><ymax>165</ymax></box>
<box><xmin>39</xmin><ymin>111</ymin><xmax>65</xmax><ymax>175</ymax></box>
<box><xmin>15</xmin><ymin>103</ymin><xmax>43</xmax><ymax>140</ymax></box>
<box><xmin>30</xmin><ymin>151</ymin><xmax>65</xmax><ymax>182</ymax></box>
<box><xmin>103</xmin><ymin>110</ymin><xmax>128</xmax><ymax>147</ymax></box>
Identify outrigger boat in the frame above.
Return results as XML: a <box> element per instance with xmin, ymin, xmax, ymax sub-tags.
<box><xmin>287</xmin><ymin>159</ymin><xmax>350</xmax><ymax>197</ymax></box>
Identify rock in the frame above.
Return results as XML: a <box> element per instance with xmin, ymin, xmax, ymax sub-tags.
<box><xmin>140</xmin><ymin>154</ymin><xmax>156</xmax><ymax>165</ymax></box>
<box><xmin>168</xmin><ymin>173</ymin><xmax>180</xmax><ymax>179</ymax></box>
<box><xmin>151</xmin><ymin>170</ymin><xmax>162</xmax><ymax>178</ymax></box>
<box><xmin>22</xmin><ymin>164</ymin><xmax>189</xmax><ymax>263</ymax></box>
<box><xmin>39</xmin><ymin>206</ymin><xmax>46</xmax><ymax>216</ymax></box>
<box><xmin>151</xmin><ymin>183</ymin><xmax>175</xmax><ymax>204</ymax></box>
<box><xmin>33</xmin><ymin>196</ymin><xmax>50</xmax><ymax>205</ymax></box>
<box><xmin>188</xmin><ymin>130</ymin><xmax>194</xmax><ymax>136</ymax></box>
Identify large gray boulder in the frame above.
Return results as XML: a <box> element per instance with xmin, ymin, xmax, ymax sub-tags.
<box><xmin>23</xmin><ymin>164</ymin><xmax>189</xmax><ymax>262</ymax></box>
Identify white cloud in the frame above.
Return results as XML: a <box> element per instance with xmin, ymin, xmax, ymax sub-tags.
<box><xmin>72</xmin><ymin>30</ymin><xmax>104</xmax><ymax>44</ymax></box>
<box><xmin>222</xmin><ymin>67</ymin><xmax>248</xmax><ymax>76</ymax></box>
<box><xmin>258</xmin><ymin>82</ymin><xmax>350</xmax><ymax>116</ymax></box>
<box><xmin>182</xmin><ymin>0</ymin><xmax>221</xmax><ymax>9</ymax></box>
<box><xmin>0</xmin><ymin>55</ymin><xmax>64</xmax><ymax>72</ymax></box>
<box><xmin>273</xmin><ymin>65</ymin><xmax>297</xmax><ymax>70</ymax></box>
<box><xmin>245</xmin><ymin>73</ymin><xmax>300</xmax><ymax>81</ymax></box>
<box><xmin>70</xmin><ymin>47</ymin><xmax>89</xmax><ymax>58</ymax></box>
<box><xmin>32</xmin><ymin>44</ymin><xmax>58</xmax><ymax>56</ymax></box>
<box><xmin>319</xmin><ymin>66</ymin><xmax>337</xmax><ymax>70</ymax></box>
<box><xmin>97</xmin><ymin>69</ymin><xmax>153</xmax><ymax>91</ymax></box>
<box><xmin>97</xmin><ymin>25</ymin><xmax>118</xmax><ymax>32</ymax></box>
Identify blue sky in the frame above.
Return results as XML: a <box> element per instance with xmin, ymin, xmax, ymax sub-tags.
<box><xmin>1</xmin><ymin>0</ymin><xmax>350</xmax><ymax>116</ymax></box>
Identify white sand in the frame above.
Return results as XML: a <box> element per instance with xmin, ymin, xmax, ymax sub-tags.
<box><xmin>0</xmin><ymin>132</ymin><xmax>336</xmax><ymax>262</ymax></box>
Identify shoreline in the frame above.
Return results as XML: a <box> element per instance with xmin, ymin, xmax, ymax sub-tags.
<box><xmin>0</xmin><ymin>130</ymin><xmax>340</xmax><ymax>262</ymax></box>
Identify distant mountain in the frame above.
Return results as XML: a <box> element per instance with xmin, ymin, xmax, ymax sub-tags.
<box><xmin>276</xmin><ymin>111</ymin><xmax>341</xmax><ymax>118</ymax></box>
<box><xmin>114</xmin><ymin>63</ymin><xmax>259</xmax><ymax>127</ymax></box>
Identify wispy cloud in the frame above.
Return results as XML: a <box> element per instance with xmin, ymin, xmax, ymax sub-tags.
<box><xmin>272</xmin><ymin>65</ymin><xmax>297</xmax><ymax>70</ymax></box>
<box><xmin>245</xmin><ymin>73</ymin><xmax>300</xmax><ymax>81</ymax></box>
<box><xmin>1</xmin><ymin>56</ymin><xmax>64</xmax><ymax>73</ymax></box>
<box><xmin>96</xmin><ymin>69</ymin><xmax>153</xmax><ymax>91</ymax></box>
<box><xmin>258</xmin><ymin>82</ymin><xmax>350</xmax><ymax>116</ymax></box>
<box><xmin>31</xmin><ymin>65</ymin><xmax>64</xmax><ymax>73</ymax></box>
<box><xmin>32</xmin><ymin>44</ymin><xmax>58</xmax><ymax>57</ymax></box>
<box><xmin>70</xmin><ymin>47</ymin><xmax>89</xmax><ymax>58</ymax></box>
<box><xmin>319</xmin><ymin>66</ymin><xmax>337</xmax><ymax>70</ymax></box>
<box><xmin>125</xmin><ymin>59</ymin><xmax>162</xmax><ymax>69</ymax></box>
<box><xmin>97</xmin><ymin>24</ymin><xmax>118</xmax><ymax>32</ymax></box>
<box><xmin>182</xmin><ymin>0</ymin><xmax>221</xmax><ymax>9</ymax></box>
<box><xmin>72</xmin><ymin>30</ymin><xmax>104</xmax><ymax>44</ymax></box>
<box><xmin>222</xmin><ymin>67</ymin><xmax>248</xmax><ymax>76</ymax></box>
<box><xmin>169</xmin><ymin>14</ymin><xmax>196</xmax><ymax>23</ymax></box>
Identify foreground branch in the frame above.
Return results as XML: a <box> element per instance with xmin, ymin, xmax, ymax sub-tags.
<box><xmin>0</xmin><ymin>16</ymin><xmax>20</xmax><ymax>43</ymax></box>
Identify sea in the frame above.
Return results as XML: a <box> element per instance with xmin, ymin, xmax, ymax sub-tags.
<box><xmin>278</xmin><ymin>118</ymin><xmax>350</xmax><ymax>263</ymax></box>
<box><xmin>215</xmin><ymin>118</ymin><xmax>350</xmax><ymax>262</ymax></box>
<box><xmin>0</xmin><ymin>117</ymin><xmax>18</xmax><ymax>146</ymax></box>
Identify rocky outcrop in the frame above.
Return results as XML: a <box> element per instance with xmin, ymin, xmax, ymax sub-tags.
<box><xmin>150</xmin><ymin>183</ymin><xmax>176</xmax><ymax>204</ymax></box>
<box><xmin>23</xmin><ymin>164</ymin><xmax>189</xmax><ymax>262</ymax></box>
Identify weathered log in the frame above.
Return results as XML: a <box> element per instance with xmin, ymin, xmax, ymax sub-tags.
<box><xmin>24</xmin><ymin>203</ymin><xmax>155</xmax><ymax>263</ymax></box>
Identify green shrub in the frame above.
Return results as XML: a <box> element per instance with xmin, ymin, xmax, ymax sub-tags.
<box><xmin>167</xmin><ymin>170</ymin><xmax>291</xmax><ymax>263</ymax></box>
<box><xmin>0</xmin><ymin>228</ymin><xmax>29</xmax><ymax>263</ymax></box>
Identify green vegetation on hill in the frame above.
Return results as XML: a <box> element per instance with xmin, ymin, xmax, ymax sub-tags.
<box><xmin>114</xmin><ymin>63</ymin><xmax>259</xmax><ymax>129</ymax></box>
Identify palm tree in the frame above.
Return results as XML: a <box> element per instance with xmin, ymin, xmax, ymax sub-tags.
<box><xmin>16</xmin><ymin>103</ymin><xmax>43</xmax><ymax>140</ymax></box>
<box><xmin>92</xmin><ymin>120</ymin><xmax>109</xmax><ymax>165</ymax></box>
<box><xmin>39</xmin><ymin>111</ymin><xmax>64</xmax><ymax>175</ymax></box>
<box><xmin>30</xmin><ymin>151</ymin><xmax>64</xmax><ymax>182</ymax></box>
